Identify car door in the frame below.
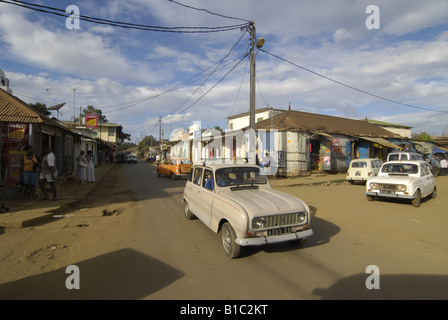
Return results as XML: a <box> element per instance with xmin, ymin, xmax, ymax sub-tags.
<box><xmin>194</xmin><ymin>168</ymin><xmax>215</xmax><ymax>226</ymax></box>
<box><xmin>185</xmin><ymin>166</ymin><xmax>203</xmax><ymax>215</ymax></box>
<box><xmin>420</xmin><ymin>163</ymin><xmax>434</xmax><ymax>197</ymax></box>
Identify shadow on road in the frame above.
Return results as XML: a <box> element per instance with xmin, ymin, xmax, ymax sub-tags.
<box><xmin>312</xmin><ymin>273</ymin><xmax>448</xmax><ymax>299</ymax></box>
<box><xmin>0</xmin><ymin>248</ymin><xmax>184</xmax><ymax>300</ymax></box>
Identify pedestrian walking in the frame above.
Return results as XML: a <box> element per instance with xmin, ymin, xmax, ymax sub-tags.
<box><xmin>440</xmin><ymin>157</ymin><xmax>448</xmax><ymax>176</ymax></box>
<box><xmin>77</xmin><ymin>150</ymin><xmax>87</xmax><ymax>184</ymax></box>
<box><xmin>20</xmin><ymin>145</ymin><xmax>39</xmax><ymax>200</ymax></box>
<box><xmin>86</xmin><ymin>150</ymin><xmax>95</xmax><ymax>183</ymax></box>
<box><xmin>39</xmin><ymin>146</ymin><xmax>58</xmax><ymax>200</ymax></box>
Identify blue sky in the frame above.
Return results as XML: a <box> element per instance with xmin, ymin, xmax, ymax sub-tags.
<box><xmin>1</xmin><ymin>0</ymin><xmax>448</xmax><ymax>142</ymax></box>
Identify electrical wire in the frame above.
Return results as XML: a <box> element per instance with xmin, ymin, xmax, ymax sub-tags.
<box><xmin>167</xmin><ymin>0</ymin><xmax>251</xmax><ymax>23</ymax></box>
<box><xmin>0</xmin><ymin>0</ymin><xmax>250</xmax><ymax>33</ymax></box>
<box><xmin>104</xmin><ymin>32</ymin><xmax>250</xmax><ymax>114</ymax></box>
<box><xmin>260</xmin><ymin>48</ymin><xmax>448</xmax><ymax>114</ymax></box>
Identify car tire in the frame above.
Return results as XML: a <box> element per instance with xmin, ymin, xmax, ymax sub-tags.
<box><xmin>412</xmin><ymin>190</ymin><xmax>421</xmax><ymax>207</ymax></box>
<box><xmin>431</xmin><ymin>186</ymin><xmax>437</xmax><ymax>199</ymax></box>
<box><xmin>366</xmin><ymin>195</ymin><xmax>374</xmax><ymax>201</ymax></box>
<box><xmin>156</xmin><ymin>169</ymin><xmax>161</xmax><ymax>177</ymax></box>
<box><xmin>171</xmin><ymin>172</ymin><xmax>176</xmax><ymax>180</ymax></box>
<box><xmin>183</xmin><ymin>201</ymin><xmax>195</xmax><ymax>220</ymax></box>
<box><xmin>221</xmin><ymin>222</ymin><xmax>240</xmax><ymax>259</ymax></box>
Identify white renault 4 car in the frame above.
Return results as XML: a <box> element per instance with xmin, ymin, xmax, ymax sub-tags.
<box><xmin>366</xmin><ymin>160</ymin><xmax>436</xmax><ymax>207</ymax></box>
<box><xmin>183</xmin><ymin>164</ymin><xmax>313</xmax><ymax>258</ymax></box>
<box><xmin>346</xmin><ymin>158</ymin><xmax>382</xmax><ymax>183</ymax></box>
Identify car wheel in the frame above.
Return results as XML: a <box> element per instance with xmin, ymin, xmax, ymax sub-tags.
<box><xmin>412</xmin><ymin>190</ymin><xmax>421</xmax><ymax>207</ymax></box>
<box><xmin>183</xmin><ymin>201</ymin><xmax>195</xmax><ymax>220</ymax></box>
<box><xmin>431</xmin><ymin>186</ymin><xmax>437</xmax><ymax>199</ymax></box>
<box><xmin>156</xmin><ymin>169</ymin><xmax>160</xmax><ymax>177</ymax></box>
<box><xmin>171</xmin><ymin>172</ymin><xmax>176</xmax><ymax>180</ymax></box>
<box><xmin>366</xmin><ymin>195</ymin><xmax>374</xmax><ymax>201</ymax></box>
<box><xmin>221</xmin><ymin>222</ymin><xmax>240</xmax><ymax>259</ymax></box>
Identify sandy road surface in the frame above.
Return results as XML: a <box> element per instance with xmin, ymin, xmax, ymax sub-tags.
<box><xmin>1</xmin><ymin>162</ymin><xmax>447</xmax><ymax>300</ymax></box>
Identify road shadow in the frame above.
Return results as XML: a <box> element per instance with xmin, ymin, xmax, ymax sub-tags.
<box><xmin>312</xmin><ymin>273</ymin><xmax>448</xmax><ymax>299</ymax></box>
<box><xmin>0</xmin><ymin>248</ymin><xmax>184</xmax><ymax>300</ymax></box>
<box><xmin>240</xmin><ymin>206</ymin><xmax>341</xmax><ymax>257</ymax></box>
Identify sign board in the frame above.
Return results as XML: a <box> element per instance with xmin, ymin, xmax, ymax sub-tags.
<box><xmin>7</xmin><ymin>123</ymin><xmax>26</xmax><ymax>140</ymax></box>
<box><xmin>85</xmin><ymin>114</ymin><xmax>98</xmax><ymax>128</ymax></box>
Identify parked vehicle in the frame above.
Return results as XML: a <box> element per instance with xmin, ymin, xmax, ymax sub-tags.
<box><xmin>125</xmin><ymin>154</ymin><xmax>138</xmax><ymax>164</ymax></box>
<box><xmin>183</xmin><ymin>164</ymin><xmax>313</xmax><ymax>258</ymax></box>
<box><xmin>387</xmin><ymin>151</ymin><xmax>424</xmax><ymax>162</ymax></box>
<box><xmin>156</xmin><ymin>157</ymin><xmax>192</xmax><ymax>180</ymax></box>
<box><xmin>366</xmin><ymin>160</ymin><xmax>436</xmax><ymax>207</ymax></box>
<box><xmin>346</xmin><ymin>158</ymin><xmax>382</xmax><ymax>183</ymax></box>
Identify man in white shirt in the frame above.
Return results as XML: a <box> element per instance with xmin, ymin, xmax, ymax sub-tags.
<box><xmin>39</xmin><ymin>146</ymin><xmax>58</xmax><ymax>200</ymax></box>
<box><xmin>440</xmin><ymin>157</ymin><xmax>448</xmax><ymax>176</ymax></box>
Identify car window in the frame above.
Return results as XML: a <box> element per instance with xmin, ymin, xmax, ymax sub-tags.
<box><xmin>388</xmin><ymin>154</ymin><xmax>398</xmax><ymax>161</ymax></box>
<box><xmin>421</xmin><ymin>163</ymin><xmax>430</xmax><ymax>176</ymax></box>
<box><xmin>193</xmin><ymin>167</ymin><xmax>203</xmax><ymax>185</ymax></box>
<box><xmin>203</xmin><ymin>169</ymin><xmax>214</xmax><ymax>191</ymax></box>
<box><xmin>215</xmin><ymin>167</ymin><xmax>267</xmax><ymax>187</ymax></box>
<box><xmin>400</xmin><ymin>154</ymin><xmax>408</xmax><ymax>160</ymax></box>
<box><xmin>381</xmin><ymin>163</ymin><xmax>418</xmax><ymax>174</ymax></box>
<box><xmin>351</xmin><ymin>161</ymin><xmax>367</xmax><ymax>168</ymax></box>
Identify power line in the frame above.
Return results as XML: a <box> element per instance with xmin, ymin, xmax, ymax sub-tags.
<box><xmin>260</xmin><ymin>48</ymin><xmax>448</xmax><ymax>114</ymax></box>
<box><xmin>0</xmin><ymin>0</ymin><xmax>250</xmax><ymax>33</ymax></box>
<box><xmin>167</xmin><ymin>0</ymin><xmax>251</xmax><ymax>23</ymax></box>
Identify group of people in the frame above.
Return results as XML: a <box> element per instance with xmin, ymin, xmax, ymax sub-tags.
<box><xmin>20</xmin><ymin>146</ymin><xmax>97</xmax><ymax>201</ymax></box>
<box><xmin>21</xmin><ymin>145</ymin><xmax>58</xmax><ymax>201</ymax></box>
<box><xmin>77</xmin><ymin>150</ymin><xmax>95</xmax><ymax>184</ymax></box>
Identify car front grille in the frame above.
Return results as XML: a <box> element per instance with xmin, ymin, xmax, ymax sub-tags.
<box><xmin>259</xmin><ymin>212</ymin><xmax>305</xmax><ymax>228</ymax></box>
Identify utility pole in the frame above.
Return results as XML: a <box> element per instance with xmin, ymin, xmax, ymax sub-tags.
<box><xmin>72</xmin><ymin>87</ymin><xmax>80</xmax><ymax>128</ymax></box>
<box><xmin>248</xmin><ymin>21</ymin><xmax>264</xmax><ymax>164</ymax></box>
<box><xmin>249</xmin><ymin>21</ymin><xmax>256</xmax><ymax>164</ymax></box>
<box><xmin>159</xmin><ymin>116</ymin><xmax>162</xmax><ymax>143</ymax></box>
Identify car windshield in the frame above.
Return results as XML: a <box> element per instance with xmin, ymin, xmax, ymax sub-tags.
<box><xmin>381</xmin><ymin>163</ymin><xmax>418</xmax><ymax>175</ymax></box>
<box><xmin>215</xmin><ymin>167</ymin><xmax>267</xmax><ymax>187</ymax></box>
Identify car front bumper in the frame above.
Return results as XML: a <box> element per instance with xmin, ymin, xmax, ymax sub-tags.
<box><xmin>235</xmin><ymin>229</ymin><xmax>314</xmax><ymax>246</ymax></box>
<box><xmin>366</xmin><ymin>191</ymin><xmax>414</xmax><ymax>200</ymax></box>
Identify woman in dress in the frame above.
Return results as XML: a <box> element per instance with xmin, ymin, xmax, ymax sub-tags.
<box><xmin>77</xmin><ymin>150</ymin><xmax>88</xmax><ymax>184</ymax></box>
<box><xmin>86</xmin><ymin>150</ymin><xmax>95</xmax><ymax>183</ymax></box>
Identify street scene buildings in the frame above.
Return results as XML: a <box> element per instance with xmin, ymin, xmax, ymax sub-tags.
<box><xmin>1</xmin><ymin>1</ymin><xmax>448</xmax><ymax>302</ymax></box>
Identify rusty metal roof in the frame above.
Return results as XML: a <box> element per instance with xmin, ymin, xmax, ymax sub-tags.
<box><xmin>255</xmin><ymin>109</ymin><xmax>403</xmax><ymax>138</ymax></box>
<box><xmin>0</xmin><ymin>89</ymin><xmax>44</xmax><ymax>123</ymax></box>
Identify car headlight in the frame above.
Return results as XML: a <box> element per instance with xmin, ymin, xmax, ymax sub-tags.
<box><xmin>252</xmin><ymin>218</ymin><xmax>264</xmax><ymax>229</ymax></box>
<box><xmin>396</xmin><ymin>185</ymin><xmax>407</xmax><ymax>192</ymax></box>
<box><xmin>370</xmin><ymin>183</ymin><xmax>378</xmax><ymax>190</ymax></box>
<box><xmin>297</xmin><ymin>212</ymin><xmax>307</xmax><ymax>224</ymax></box>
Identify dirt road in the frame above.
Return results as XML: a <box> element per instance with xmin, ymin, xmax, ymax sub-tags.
<box><xmin>1</xmin><ymin>162</ymin><xmax>447</xmax><ymax>300</ymax></box>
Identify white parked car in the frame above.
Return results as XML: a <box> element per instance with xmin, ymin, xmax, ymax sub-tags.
<box><xmin>125</xmin><ymin>154</ymin><xmax>138</xmax><ymax>164</ymax></box>
<box><xmin>346</xmin><ymin>158</ymin><xmax>382</xmax><ymax>183</ymax></box>
<box><xmin>387</xmin><ymin>151</ymin><xmax>424</xmax><ymax>162</ymax></box>
<box><xmin>366</xmin><ymin>160</ymin><xmax>436</xmax><ymax>207</ymax></box>
<box><xmin>183</xmin><ymin>164</ymin><xmax>313</xmax><ymax>258</ymax></box>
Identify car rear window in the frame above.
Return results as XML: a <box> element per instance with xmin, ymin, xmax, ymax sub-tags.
<box><xmin>351</xmin><ymin>162</ymin><xmax>367</xmax><ymax>168</ymax></box>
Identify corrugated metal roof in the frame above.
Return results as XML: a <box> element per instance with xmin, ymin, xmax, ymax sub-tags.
<box><xmin>0</xmin><ymin>89</ymin><xmax>43</xmax><ymax>123</ymax></box>
<box><xmin>255</xmin><ymin>109</ymin><xmax>403</xmax><ymax>139</ymax></box>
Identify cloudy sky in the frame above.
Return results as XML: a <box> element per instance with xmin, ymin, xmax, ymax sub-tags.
<box><xmin>1</xmin><ymin>0</ymin><xmax>448</xmax><ymax>141</ymax></box>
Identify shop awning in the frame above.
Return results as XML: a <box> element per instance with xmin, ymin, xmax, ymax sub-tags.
<box><xmin>434</xmin><ymin>146</ymin><xmax>448</xmax><ymax>153</ymax></box>
<box><xmin>359</xmin><ymin>137</ymin><xmax>403</xmax><ymax>150</ymax></box>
